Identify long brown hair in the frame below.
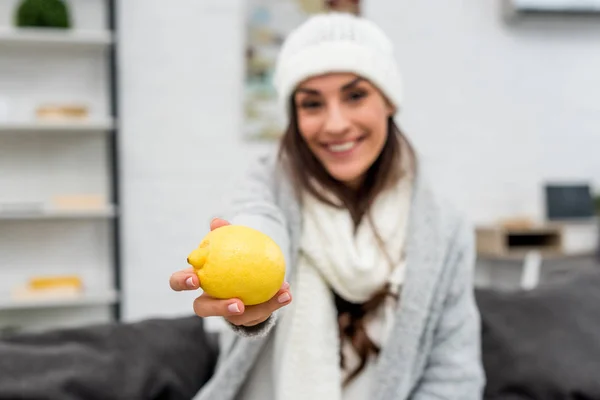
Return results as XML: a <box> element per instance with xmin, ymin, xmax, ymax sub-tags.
<box><xmin>278</xmin><ymin>95</ymin><xmax>416</xmax><ymax>385</ymax></box>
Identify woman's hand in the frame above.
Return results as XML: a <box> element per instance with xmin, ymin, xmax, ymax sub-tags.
<box><xmin>169</xmin><ymin>218</ymin><xmax>292</xmax><ymax>327</ymax></box>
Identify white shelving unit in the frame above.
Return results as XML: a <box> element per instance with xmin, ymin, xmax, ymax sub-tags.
<box><xmin>0</xmin><ymin>28</ymin><xmax>112</xmax><ymax>49</ymax></box>
<box><xmin>0</xmin><ymin>0</ymin><xmax>121</xmax><ymax>334</ymax></box>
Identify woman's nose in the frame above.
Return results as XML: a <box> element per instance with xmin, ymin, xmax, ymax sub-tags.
<box><xmin>323</xmin><ymin>105</ymin><xmax>351</xmax><ymax>135</ymax></box>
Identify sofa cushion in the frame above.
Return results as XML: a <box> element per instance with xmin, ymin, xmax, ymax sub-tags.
<box><xmin>0</xmin><ymin>316</ymin><xmax>218</xmax><ymax>400</ymax></box>
<box><xmin>476</xmin><ymin>266</ymin><xmax>600</xmax><ymax>400</ymax></box>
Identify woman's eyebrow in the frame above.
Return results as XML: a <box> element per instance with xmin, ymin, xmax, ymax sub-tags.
<box><xmin>295</xmin><ymin>77</ymin><xmax>365</xmax><ymax>95</ymax></box>
<box><xmin>341</xmin><ymin>77</ymin><xmax>365</xmax><ymax>90</ymax></box>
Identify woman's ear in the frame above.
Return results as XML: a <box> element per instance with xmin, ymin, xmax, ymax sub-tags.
<box><xmin>386</xmin><ymin>101</ymin><xmax>397</xmax><ymax>117</ymax></box>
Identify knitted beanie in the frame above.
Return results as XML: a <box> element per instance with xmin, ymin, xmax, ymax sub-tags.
<box><xmin>273</xmin><ymin>12</ymin><xmax>403</xmax><ymax>115</ymax></box>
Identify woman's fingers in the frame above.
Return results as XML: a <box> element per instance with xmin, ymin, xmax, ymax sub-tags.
<box><xmin>169</xmin><ymin>267</ymin><xmax>199</xmax><ymax>291</ymax></box>
<box><xmin>191</xmin><ymin>283</ymin><xmax>292</xmax><ymax>326</ymax></box>
<box><xmin>225</xmin><ymin>283</ymin><xmax>292</xmax><ymax>326</ymax></box>
<box><xmin>193</xmin><ymin>294</ymin><xmax>246</xmax><ymax>318</ymax></box>
<box><xmin>210</xmin><ymin>218</ymin><xmax>230</xmax><ymax>231</ymax></box>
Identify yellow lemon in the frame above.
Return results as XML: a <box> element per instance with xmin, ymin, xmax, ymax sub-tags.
<box><xmin>186</xmin><ymin>225</ymin><xmax>286</xmax><ymax>306</ymax></box>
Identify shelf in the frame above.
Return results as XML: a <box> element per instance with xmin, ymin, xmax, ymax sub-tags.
<box><xmin>0</xmin><ymin>120</ymin><xmax>115</xmax><ymax>134</ymax></box>
<box><xmin>0</xmin><ymin>206</ymin><xmax>116</xmax><ymax>221</ymax></box>
<box><xmin>0</xmin><ymin>28</ymin><xmax>112</xmax><ymax>49</ymax></box>
<box><xmin>0</xmin><ymin>290</ymin><xmax>119</xmax><ymax>311</ymax></box>
<box><xmin>0</xmin><ymin>2</ymin><xmax>122</xmax><ymax>329</ymax></box>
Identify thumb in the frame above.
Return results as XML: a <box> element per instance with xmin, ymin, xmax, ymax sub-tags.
<box><xmin>210</xmin><ymin>217</ymin><xmax>230</xmax><ymax>231</ymax></box>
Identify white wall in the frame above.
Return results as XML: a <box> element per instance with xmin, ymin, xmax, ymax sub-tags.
<box><xmin>117</xmin><ymin>0</ymin><xmax>272</xmax><ymax>321</ymax></box>
<box><xmin>118</xmin><ymin>0</ymin><xmax>600</xmax><ymax>321</ymax></box>
<box><xmin>367</xmin><ymin>0</ymin><xmax>600</xmax><ymax>222</ymax></box>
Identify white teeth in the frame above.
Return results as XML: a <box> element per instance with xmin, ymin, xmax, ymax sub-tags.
<box><xmin>328</xmin><ymin>141</ymin><xmax>356</xmax><ymax>153</ymax></box>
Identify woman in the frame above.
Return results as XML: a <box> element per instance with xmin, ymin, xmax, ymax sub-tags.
<box><xmin>170</xmin><ymin>12</ymin><xmax>485</xmax><ymax>400</ymax></box>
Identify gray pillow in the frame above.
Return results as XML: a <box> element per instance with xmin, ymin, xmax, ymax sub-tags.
<box><xmin>476</xmin><ymin>267</ymin><xmax>600</xmax><ymax>400</ymax></box>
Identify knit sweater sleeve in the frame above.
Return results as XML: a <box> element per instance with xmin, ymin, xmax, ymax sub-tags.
<box><xmin>409</xmin><ymin>219</ymin><xmax>486</xmax><ymax>399</ymax></box>
<box><xmin>223</xmin><ymin>152</ymin><xmax>291</xmax><ymax>338</ymax></box>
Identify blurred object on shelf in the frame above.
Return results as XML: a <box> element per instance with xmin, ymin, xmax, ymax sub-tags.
<box><xmin>11</xmin><ymin>275</ymin><xmax>83</xmax><ymax>301</ymax></box>
<box><xmin>477</xmin><ymin>219</ymin><xmax>599</xmax><ymax>259</ymax></box>
<box><xmin>476</xmin><ymin>224</ymin><xmax>563</xmax><ymax>259</ymax></box>
<box><xmin>36</xmin><ymin>104</ymin><xmax>89</xmax><ymax>121</ymax></box>
<box><xmin>28</xmin><ymin>275</ymin><xmax>83</xmax><ymax>291</ymax></box>
<box><xmin>0</xmin><ymin>96</ymin><xmax>9</xmax><ymax>122</ymax></box>
<box><xmin>14</xmin><ymin>0</ymin><xmax>72</xmax><ymax>29</ymax></box>
<box><xmin>594</xmin><ymin>194</ymin><xmax>600</xmax><ymax>216</ymax></box>
<box><xmin>52</xmin><ymin>194</ymin><xmax>106</xmax><ymax>210</ymax></box>
<box><xmin>545</xmin><ymin>183</ymin><xmax>595</xmax><ymax>221</ymax></box>
<box><xmin>498</xmin><ymin>216</ymin><xmax>535</xmax><ymax>230</ymax></box>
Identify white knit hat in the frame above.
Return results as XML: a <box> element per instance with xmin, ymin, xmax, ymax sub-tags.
<box><xmin>273</xmin><ymin>12</ymin><xmax>403</xmax><ymax>116</ymax></box>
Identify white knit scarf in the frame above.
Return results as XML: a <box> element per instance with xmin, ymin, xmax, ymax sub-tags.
<box><xmin>273</xmin><ymin>173</ymin><xmax>413</xmax><ymax>400</ymax></box>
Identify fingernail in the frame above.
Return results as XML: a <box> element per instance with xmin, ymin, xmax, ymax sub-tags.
<box><xmin>186</xmin><ymin>277</ymin><xmax>195</xmax><ymax>288</ymax></box>
<box><xmin>228</xmin><ymin>303</ymin><xmax>241</xmax><ymax>313</ymax></box>
<box><xmin>277</xmin><ymin>292</ymin><xmax>291</xmax><ymax>304</ymax></box>
<box><xmin>281</xmin><ymin>281</ymin><xmax>290</xmax><ymax>290</ymax></box>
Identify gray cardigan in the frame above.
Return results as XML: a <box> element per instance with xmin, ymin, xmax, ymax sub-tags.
<box><xmin>195</xmin><ymin>151</ymin><xmax>485</xmax><ymax>400</ymax></box>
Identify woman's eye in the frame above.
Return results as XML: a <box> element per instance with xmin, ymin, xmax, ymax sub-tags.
<box><xmin>347</xmin><ymin>90</ymin><xmax>367</xmax><ymax>102</ymax></box>
<box><xmin>300</xmin><ymin>100</ymin><xmax>322</xmax><ymax>109</ymax></box>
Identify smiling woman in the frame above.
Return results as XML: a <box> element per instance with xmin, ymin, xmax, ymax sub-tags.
<box><xmin>275</xmin><ymin>23</ymin><xmax>418</xmax><ymax>386</ymax></box>
<box><xmin>171</xmin><ymin>11</ymin><xmax>485</xmax><ymax>400</ymax></box>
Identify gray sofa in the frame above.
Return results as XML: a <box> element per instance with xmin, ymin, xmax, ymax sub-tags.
<box><xmin>0</xmin><ymin>316</ymin><xmax>217</xmax><ymax>400</ymax></box>
<box><xmin>477</xmin><ymin>265</ymin><xmax>600</xmax><ymax>399</ymax></box>
<box><xmin>1</xmin><ymin>265</ymin><xmax>599</xmax><ymax>400</ymax></box>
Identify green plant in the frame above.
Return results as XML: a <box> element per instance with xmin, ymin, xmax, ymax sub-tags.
<box><xmin>14</xmin><ymin>0</ymin><xmax>72</xmax><ymax>29</ymax></box>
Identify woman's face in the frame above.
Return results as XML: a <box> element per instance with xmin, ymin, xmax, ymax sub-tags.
<box><xmin>293</xmin><ymin>73</ymin><xmax>394</xmax><ymax>189</ymax></box>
